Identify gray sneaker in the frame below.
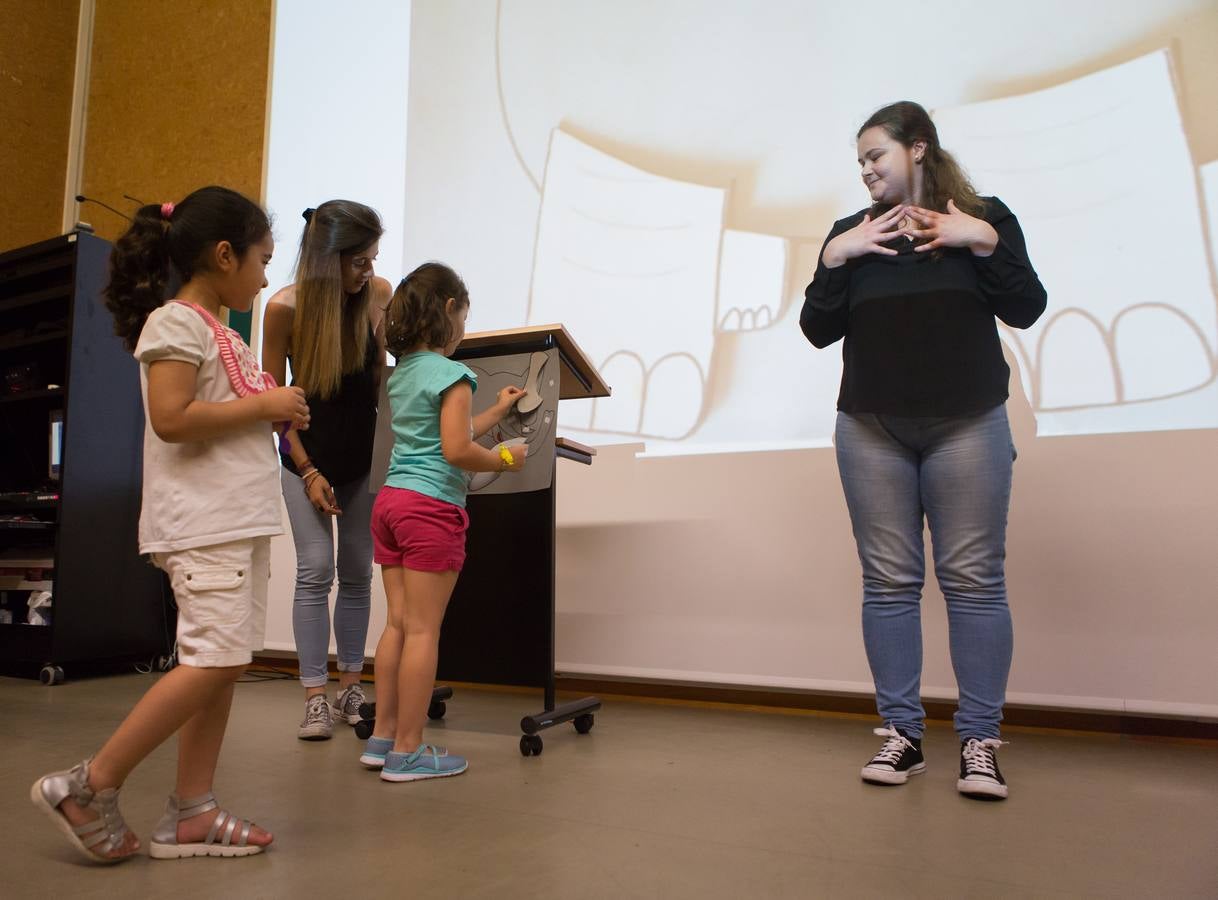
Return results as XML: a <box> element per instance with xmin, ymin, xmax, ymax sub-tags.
<box><xmin>297</xmin><ymin>694</ymin><xmax>333</xmax><ymax>741</ymax></box>
<box><xmin>333</xmin><ymin>684</ymin><xmax>366</xmax><ymax>726</ymax></box>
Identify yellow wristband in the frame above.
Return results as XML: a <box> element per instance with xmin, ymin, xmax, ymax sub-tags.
<box><xmin>499</xmin><ymin>446</ymin><xmax>515</xmax><ymax>468</ymax></box>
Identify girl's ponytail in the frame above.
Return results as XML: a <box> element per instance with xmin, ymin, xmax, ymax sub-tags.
<box><xmin>104</xmin><ymin>203</ymin><xmax>172</xmax><ymax>352</ymax></box>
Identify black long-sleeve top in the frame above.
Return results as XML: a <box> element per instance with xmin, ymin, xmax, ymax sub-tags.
<box><xmin>800</xmin><ymin>196</ymin><xmax>1047</xmax><ymax>417</ymax></box>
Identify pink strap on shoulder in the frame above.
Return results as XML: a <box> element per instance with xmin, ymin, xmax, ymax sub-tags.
<box><xmin>170</xmin><ymin>301</ymin><xmax>278</xmax><ymax>397</ymax></box>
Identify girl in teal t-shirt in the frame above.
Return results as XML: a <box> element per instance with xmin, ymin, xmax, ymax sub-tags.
<box><xmin>365</xmin><ymin>262</ymin><xmax>527</xmax><ymax>782</ymax></box>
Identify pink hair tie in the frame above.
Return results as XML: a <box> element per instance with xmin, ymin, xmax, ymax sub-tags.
<box><xmin>160</xmin><ymin>202</ymin><xmax>175</xmax><ymax>221</ymax></box>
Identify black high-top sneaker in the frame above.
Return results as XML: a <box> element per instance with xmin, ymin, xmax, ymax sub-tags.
<box><xmin>861</xmin><ymin>726</ymin><xmax>925</xmax><ymax>785</ymax></box>
<box><xmin>957</xmin><ymin>737</ymin><xmax>1008</xmax><ymax>800</ymax></box>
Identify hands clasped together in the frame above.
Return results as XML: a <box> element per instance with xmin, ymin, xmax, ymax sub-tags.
<box><xmin>822</xmin><ymin>199</ymin><xmax>998</xmax><ymax>268</ymax></box>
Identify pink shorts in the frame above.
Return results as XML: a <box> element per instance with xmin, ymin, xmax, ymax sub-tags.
<box><xmin>371</xmin><ymin>487</ymin><xmax>469</xmax><ymax>572</ymax></box>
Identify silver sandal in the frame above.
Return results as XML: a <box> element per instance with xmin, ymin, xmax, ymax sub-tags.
<box><xmin>29</xmin><ymin>758</ymin><xmax>134</xmax><ymax>864</ymax></box>
<box><xmin>149</xmin><ymin>792</ymin><xmax>266</xmax><ymax>859</ymax></box>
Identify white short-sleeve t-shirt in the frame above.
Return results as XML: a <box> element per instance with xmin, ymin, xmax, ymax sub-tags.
<box><xmin>134</xmin><ymin>302</ymin><xmax>283</xmax><ymax>554</ymax></box>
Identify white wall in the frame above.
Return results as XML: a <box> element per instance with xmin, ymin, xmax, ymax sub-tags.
<box><xmin>262</xmin><ymin>0</ymin><xmax>1218</xmax><ymax>718</ymax></box>
<box><xmin>262</xmin><ymin>0</ymin><xmax>411</xmax><ymax>305</ymax></box>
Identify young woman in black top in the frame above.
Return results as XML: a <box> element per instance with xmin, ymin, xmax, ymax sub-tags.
<box><xmin>262</xmin><ymin>201</ymin><xmax>389</xmax><ymax>740</ymax></box>
<box><xmin>801</xmin><ymin>101</ymin><xmax>1046</xmax><ymax>799</ymax></box>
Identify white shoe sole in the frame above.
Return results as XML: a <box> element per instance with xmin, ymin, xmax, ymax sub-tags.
<box><xmin>359</xmin><ymin>754</ymin><xmax>385</xmax><ymax>769</ymax></box>
<box><xmin>380</xmin><ymin>763</ymin><xmax>468</xmax><ymax>783</ymax></box>
<box><xmin>149</xmin><ymin>841</ymin><xmax>264</xmax><ymax>859</ymax></box>
<box><xmin>861</xmin><ymin>761</ymin><xmax>926</xmax><ymax>785</ymax></box>
<box><xmin>957</xmin><ymin>777</ymin><xmax>1008</xmax><ymax>799</ymax></box>
<box><xmin>297</xmin><ymin>728</ymin><xmax>332</xmax><ymax>741</ymax></box>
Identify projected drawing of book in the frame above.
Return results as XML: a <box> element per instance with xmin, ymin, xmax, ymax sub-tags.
<box><xmin>526</xmin><ymin>129</ymin><xmax>785</xmax><ymax>441</ymax></box>
<box><xmin>933</xmin><ymin>49</ymin><xmax>1218</xmax><ymax>436</ymax></box>
<box><xmin>1203</xmin><ymin>160</ymin><xmax>1218</xmax><ymax>294</ymax></box>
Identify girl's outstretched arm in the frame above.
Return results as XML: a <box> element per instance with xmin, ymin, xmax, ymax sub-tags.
<box><xmin>471</xmin><ymin>385</ymin><xmax>525</xmax><ymax>439</ymax></box>
<box><xmin>440</xmin><ymin>381</ymin><xmax>525</xmax><ymax>472</ymax></box>
<box><xmin>147</xmin><ymin>360</ymin><xmax>309</xmax><ymax>444</ymax></box>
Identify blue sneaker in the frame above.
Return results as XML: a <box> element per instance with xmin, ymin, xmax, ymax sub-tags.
<box><xmin>361</xmin><ymin>737</ymin><xmax>449</xmax><ymax>769</ymax></box>
<box><xmin>359</xmin><ymin>736</ymin><xmax>393</xmax><ymax>769</ymax></box>
<box><xmin>380</xmin><ymin>744</ymin><xmax>467</xmax><ymax>782</ymax></box>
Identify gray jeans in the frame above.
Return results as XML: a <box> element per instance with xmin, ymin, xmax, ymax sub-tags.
<box><xmin>835</xmin><ymin>405</ymin><xmax>1015</xmax><ymax>740</ymax></box>
<box><xmin>281</xmin><ymin>468</ymin><xmax>375</xmax><ymax>688</ymax></box>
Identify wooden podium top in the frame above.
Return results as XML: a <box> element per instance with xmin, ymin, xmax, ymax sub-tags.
<box><xmin>454</xmin><ymin>323</ymin><xmax>611</xmax><ymax>401</ymax></box>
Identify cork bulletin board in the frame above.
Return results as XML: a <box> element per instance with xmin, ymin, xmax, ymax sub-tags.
<box><xmin>0</xmin><ymin>0</ymin><xmax>80</xmax><ymax>253</ymax></box>
<box><xmin>81</xmin><ymin>0</ymin><xmax>273</xmax><ymax>340</ymax></box>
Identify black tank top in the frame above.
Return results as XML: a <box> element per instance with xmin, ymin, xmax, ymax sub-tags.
<box><xmin>283</xmin><ymin>322</ymin><xmax>379</xmax><ymax>487</ymax></box>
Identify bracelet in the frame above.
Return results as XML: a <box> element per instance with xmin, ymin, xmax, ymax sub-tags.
<box><xmin>297</xmin><ymin>464</ymin><xmax>316</xmax><ymax>478</ymax></box>
<box><xmin>302</xmin><ymin>469</ymin><xmax>323</xmax><ymax>487</ymax></box>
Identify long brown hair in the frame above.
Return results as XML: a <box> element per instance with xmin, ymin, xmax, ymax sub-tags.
<box><xmin>384</xmin><ymin>262</ymin><xmax>469</xmax><ymax>357</ymax></box>
<box><xmin>290</xmin><ymin>200</ymin><xmax>383</xmax><ymax>399</ymax></box>
<box><xmin>104</xmin><ymin>186</ymin><xmax>271</xmax><ymax>351</ymax></box>
<box><xmin>858</xmin><ymin>101</ymin><xmax>984</xmax><ymax>217</ymax></box>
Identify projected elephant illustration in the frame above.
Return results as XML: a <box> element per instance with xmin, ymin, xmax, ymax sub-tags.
<box><xmin>934</xmin><ymin>50</ymin><xmax>1218</xmax><ymax>436</ymax></box>
<box><xmin>391</xmin><ymin>0</ymin><xmax>1218</xmax><ymax>451</ymax></box>
<box><xmin>525</xmin><ymin>129</ymin><xmax>787</xmax><ymax>441</ymax></box>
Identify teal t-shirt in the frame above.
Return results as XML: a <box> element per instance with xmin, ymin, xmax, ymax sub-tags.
<box><xmin>384</xmin><ymin>351</ymin><xmax>478</xmax><ymax>508</ymax></box>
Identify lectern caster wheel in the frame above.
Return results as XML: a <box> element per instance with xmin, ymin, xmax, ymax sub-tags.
<box><xmin>427</xmin><ymin>701</ymin><xmax>446</xmax><ymax>721</ymax></box>
<box><xmin>574</xmin><ymin>714</ymin><xmax>594</xmax><ymax>734</ymax></box>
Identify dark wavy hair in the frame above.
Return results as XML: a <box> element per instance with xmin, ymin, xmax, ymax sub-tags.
<box><xmin>859</xmin><ymin>101</ymin><xmax>984</xmax><ymax>217</ymax></box>
<box><xmin>384</xmin><ymin>262</ymin><xmax>469</xmax><ymax>357</ymax></box>
<box><xmin>103</xmin><ymin>186</ymin><xmax>272</xmax><ymax>350</ymax></box>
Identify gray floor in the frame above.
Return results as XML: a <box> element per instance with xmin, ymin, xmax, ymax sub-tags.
<box><xmin>4</xmin><ymin>673</ymin><xmax>1216</xmax><ymax>899</ymax></box>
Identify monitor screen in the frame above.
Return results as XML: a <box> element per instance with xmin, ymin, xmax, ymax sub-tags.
<box><xmin>49</xmin><ymin>410</ymin><xmax>63</xmax><ymax>481</ymax></box>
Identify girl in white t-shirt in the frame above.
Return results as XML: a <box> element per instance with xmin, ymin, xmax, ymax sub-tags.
<box><xmin>30</xmin><ymin>186</ymin><xmax>308</xmax><ymax>863</ymax></box>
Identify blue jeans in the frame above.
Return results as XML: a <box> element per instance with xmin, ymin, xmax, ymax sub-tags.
<box><xmin>281</xmin><ymin>469</ymin><xmax>375</xmax><ymax>688</ymax></box>
<box><xmin>835</xmin><ymin>406</ymin><xmax>1015</xmax><ymax>740</ymax></box>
